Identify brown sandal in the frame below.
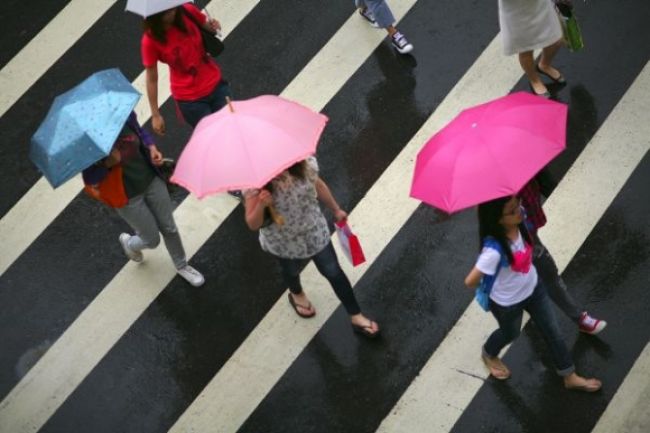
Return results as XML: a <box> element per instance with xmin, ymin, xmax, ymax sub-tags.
<box><xmin>287</xmin><ymin>293</ymin><xmax>316</xmax><ymax>318</ymax></box>
<box><xmin>482</xmin><ymin>355</ymin><xmax>511</xmax><ymax>380</ymax></box>
<box><xmin>352</xmin><ymin>320</ymin><xmax>380</xmax><ymax>339</ymax></box>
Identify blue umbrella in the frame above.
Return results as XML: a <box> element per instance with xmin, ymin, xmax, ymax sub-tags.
<box><xmin>30</xmin><ymin>68</ymin><xmax>141</xmax><ymax>188</ymax></box>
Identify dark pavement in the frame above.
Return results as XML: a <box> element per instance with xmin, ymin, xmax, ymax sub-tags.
<box><xmin>0</xmin><ymin>1</ymin><xmax>648</xmax><ymax>432</ymax></box>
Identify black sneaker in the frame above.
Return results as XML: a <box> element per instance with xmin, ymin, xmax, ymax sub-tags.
<box><xmin>391</xmin><ymin>31</ymin><xmax>413</xmax><ymax>54</ymax></box>
<box><xmin>358</xmin><ymin>8</ymin><xmax>379</xmax><ymax>28</ymax></box>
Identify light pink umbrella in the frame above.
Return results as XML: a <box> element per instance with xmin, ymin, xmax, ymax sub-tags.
<box><xmin>171</xmin><ymin>95</ymin><xmax>328</xmax><ymax>198</ymax></box>
<box><xmin>410</xmin><ymin>92</ymin><xmax>567</xmax><ymax>213</ymax></box>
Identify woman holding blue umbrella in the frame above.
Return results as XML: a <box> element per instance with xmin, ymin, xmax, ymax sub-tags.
<box><xmin>82</xmin><ymin>112</ymin><xmax>205</xmax><ymax>287</ymax></box>
<box><xmin>30</xmin><ymin>68</ymin><xmax>204</xmax><ymax>285</ymax></box>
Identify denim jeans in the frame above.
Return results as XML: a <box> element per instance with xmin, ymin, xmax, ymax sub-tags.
<box><xmin>276</xmin><ymin>242</ymin><xmax>362</xmax><ymax>315</ymax></box>
<box><xmin>354</xmin><ymin>0</ymin><xmax>395</xmax><ymax>28</ymax></box>
<box><xmin>483</xmin><ymin>280</ymin><xmax>575</xmax><ymax>376</ymax></box>
<box><xmin>533</xmin><ymin>236</ymin><xmax>582</xmax><ymax>322</ymax></box>
<box><xmin>115</xmin><ymin>177</ymin><xmax>187</xmax><ymax>269</ymax></box>
<box><xmin>176</xmin><ymin>80</ymin><xmax>232</xmax><ymax>128</ymax></box>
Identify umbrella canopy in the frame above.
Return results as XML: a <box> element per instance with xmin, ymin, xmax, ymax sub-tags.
<box><xmin>410</xmin><ymin>92</ymin><xmax>567</xmax><ymax>213</ymax></box>
<box><xmin>171</xmin><ymin>95</ymin><xmax>328</xmax><ymax>198</ymax></box>
<box><xmin>30</xmin><ymin>68</ymin><xmax>141</xmax><ymax>188</ymax></box>
<box><xmin>125</xmin><ymin>0</ymin><xmax>192</xmax><ymax>18</ymax></box>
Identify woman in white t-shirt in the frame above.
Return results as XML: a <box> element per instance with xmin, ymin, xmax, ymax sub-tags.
<box><xmin>243</xmin><ymin>157</ymin><xmax>379</xmax><ymax>338</ymax></box>
<box><xmin>464</xmin><ymin>196</ymin><xmax>601</xmax><ymax>392</ymax></box>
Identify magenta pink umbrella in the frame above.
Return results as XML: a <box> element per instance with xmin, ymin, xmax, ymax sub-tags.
<box><xmin>171</xmin><ymin>95</ymin><xmax>328</xmax><ymax>198</ymax></box>
<box><xmin>410</xmin><ymin>92</ymin><xmax>567</xmax><ymax>213</ymax></box>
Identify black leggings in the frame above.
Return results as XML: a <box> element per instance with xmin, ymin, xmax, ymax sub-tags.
<box><xmin>276</xmin><ymin>242</ymin><xmax>361</xmax><ymax>315</ymax></box>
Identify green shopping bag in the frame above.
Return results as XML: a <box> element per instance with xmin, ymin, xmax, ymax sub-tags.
<box><xmin>557</xmin><ymin>3</ymin><xmax>584</xmax><ymax>52</ymax></box>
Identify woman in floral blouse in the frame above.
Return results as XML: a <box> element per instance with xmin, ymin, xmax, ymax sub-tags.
<box><xmin>243</xmin><ymin>157</ymin><xmax>379</xmax><ymax>338</ymax></box>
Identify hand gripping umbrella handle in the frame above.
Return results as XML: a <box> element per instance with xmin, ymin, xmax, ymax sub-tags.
<box><xmin>267</xmin><ymin>204</ymin><xmax>285</xmax><ymax>226</ymax></box>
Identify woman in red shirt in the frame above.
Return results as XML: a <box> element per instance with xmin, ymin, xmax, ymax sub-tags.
<box><xmin>141</xmin><ymin>3</ymin><xmax>229</xmax><ymax>134</ymax></box>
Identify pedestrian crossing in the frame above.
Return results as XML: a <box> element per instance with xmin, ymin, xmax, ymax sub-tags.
<box><xmin>0</xmin><ymin>3</ymin><xmax>422</xmax><ymax>430</ymax></box>
<box><xmin>0</xmin><ymin>1</ymin><xmax>648</xmax><ymax>432</ymax></box>
<box><xmin>377</xmin><ymin>61</ymin><xmax>650</xmax><ymax>433</ymax></box>
<box><xmin>169</xmin><ymin>33</ymin><xmax>526</xmax><ymax>433</ymax></box>
<box><xmin>592</xmin><ymin>343</ymin><xmax>650</xmax><ymax>433</ymax></box>
<box><xmin>0</xmin><ymin>0</ymin><xmax>116</xmax><ymax>118</ymax></box>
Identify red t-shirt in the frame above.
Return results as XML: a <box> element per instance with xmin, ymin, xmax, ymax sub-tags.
<box><xmin>141</xmin><ymin>3</ymin><xmax>221</xmax><ymax>101</ymax></box>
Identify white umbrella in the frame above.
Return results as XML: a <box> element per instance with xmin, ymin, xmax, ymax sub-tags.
<box><xmin>125</xmin><ymin>0</ymin><xmax>192</xmax><ymax>18</ymax></box>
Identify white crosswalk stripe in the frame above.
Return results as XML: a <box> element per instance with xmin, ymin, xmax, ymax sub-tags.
<box><xmin>0</xmin><ymin>0</ymin><xmax>117</xmax><ymax>119</ymax></box>
<box><xmin>592</xmin><ymin>343</ymin><xmax>650</xmax><ymax>433</ymax></box>
<box><xmin>0</xmin><ymin>1</ymin><xmax>648</xmax><ymax>432</ymax></box>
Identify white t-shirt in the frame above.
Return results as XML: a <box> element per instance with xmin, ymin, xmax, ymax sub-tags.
<box><xmin>475</xmin><ymin>232</ymin><xmax>538</xmax><ymax>306</ymax></box>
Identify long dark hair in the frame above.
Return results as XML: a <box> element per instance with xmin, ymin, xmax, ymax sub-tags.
<box><xmin>477</xmin><ymin>196</ymin><xmax>532</xmax><ymax>265</ymax></box>
<box><xmin>263</xmin><ymin>160</ymin><xmax>307</xmax><ymax>192</ymax></box>
<box><xmin>143</xmin><ymin>7</ymin><xmax>187</xmax><ymax>43</ymax></box>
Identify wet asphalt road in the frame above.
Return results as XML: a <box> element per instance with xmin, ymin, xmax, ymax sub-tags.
<box><xmin>0</xmin><ymin>1</ymin><xmax>649</xmax><ymax>432</ymax></box>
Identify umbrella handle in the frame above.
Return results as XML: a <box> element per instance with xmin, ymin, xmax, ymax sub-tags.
<box><xmin>267</xmin><ymin>205</ymin><xmax>285</xmax><ymax>226</ymax></box>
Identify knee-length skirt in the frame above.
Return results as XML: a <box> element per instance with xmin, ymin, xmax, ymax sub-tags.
<box><xmin>498</xmin><ymin>0</ymin><xmax>563</xmax><ymax>55</ymax></box>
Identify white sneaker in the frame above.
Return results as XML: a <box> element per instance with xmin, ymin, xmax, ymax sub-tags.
<box><xmin>177</xmin><ymin>265</ymin><xmax>205</xmax><ymax>287</ymax></box>
<box><xmin>391</xmin><ymin>31</ymin><xmax>413</xmax><ymax>54</ymax></box>
<box><xmin>119</xmin><ymin>233</ymin><xmax>143</xmax><ymax>262</ymax></box>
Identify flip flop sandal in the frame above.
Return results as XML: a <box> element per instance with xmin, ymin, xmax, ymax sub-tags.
<box><xmin>482</xmin><ymin>355</ymin><xmax>511</xmax><ymax>380</ymax></box>
<box><xmin>565</xmin><ymin>378</ymin><xmax>602</xmax><ymax>393</ymax></box>
<box><xmin>351</xmin><ymin>320</ymin><xmax>380</xmax><ymax>339</ymax></box>
<box><xmin>536</xmin><ymin>64</ymin><xmax>566</xmax><ymax>84</ymax></box>
<box><xmin>287</xmin><ymin>293</ymin><xmax>316</xmax><ymax>318</ymax></box>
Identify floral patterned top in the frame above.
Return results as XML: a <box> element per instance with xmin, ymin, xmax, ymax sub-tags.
<box><xmin>244</xmin><ymin>157</ymin><xmax>330</xmax><ymax>259</ymax></box>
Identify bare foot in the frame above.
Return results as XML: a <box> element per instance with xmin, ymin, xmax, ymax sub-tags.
<box><xmin>529</xmin><ymin>79</ymin><xmax>550</xmax><ymax>96</ymax></box>
<box><xmin>564</xmin><ymin>373</ymin><xmax>602</xmax><ymax>392</ymax></box>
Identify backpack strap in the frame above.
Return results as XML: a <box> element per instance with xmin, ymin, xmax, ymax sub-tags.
<box><xmin>481</xmin><ymin>237</ymin><xmax>506</xmax><ymax>287</ymax></box>
<box><xmin>474</xmin><ymin>236</ymin><xmax>507</xmax><ymax>311</ymax></box>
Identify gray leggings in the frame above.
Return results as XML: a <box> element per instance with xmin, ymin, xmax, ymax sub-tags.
<box><xmin>115</xmin><ymin>177</ymin><xmax>187</xmax><ymax>269</ymax></box>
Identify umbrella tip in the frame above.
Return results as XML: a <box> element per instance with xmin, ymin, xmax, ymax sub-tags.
<box><xmin>226</xmin><ymin>96</ymin><xmax>234</xmax><ymax>113</ymax></box>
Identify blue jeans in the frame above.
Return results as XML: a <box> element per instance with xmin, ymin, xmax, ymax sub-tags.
<box><xmin>276</xmin><ymin>242</ymin><xmax>362</xmax><ymax>315</ymax></box>
<box><xmin>176</xmin><ymin>80</ymin><xmax>232</xmax><ymax>128</ymax></box>
<box><xmin>355</xmin><ymin>0</ymin><xmax>395</xmax><ymax>28</ymax></box>
<box><xmin>484</xmin><ymin>280</ymin><xmax>575</xmax><ymax>377</ymax></box>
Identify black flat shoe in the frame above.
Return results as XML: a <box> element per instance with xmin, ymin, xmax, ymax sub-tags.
<box><xmin>536</xmin><ymin>64</ymin><xmax>566</xmax><ymax>84</ymax></box>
